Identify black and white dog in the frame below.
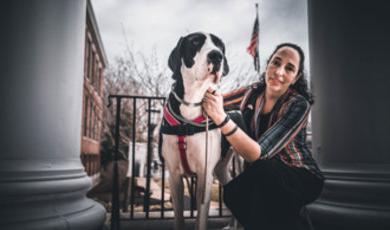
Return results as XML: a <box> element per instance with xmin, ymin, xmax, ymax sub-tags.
<box><xmin>161</xmin><ymin>32</ymin><xmax>230</xmax><ymax>230</ymax></box>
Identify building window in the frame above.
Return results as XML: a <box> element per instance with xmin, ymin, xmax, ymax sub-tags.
<box><xmin>97</xmin><ymin>68</ymin><xmax>102</xmax><ymax>95</ymax></box>
<box><xmin>83</xmin><ymin>95</ymin><xmax>89</xmax><ymax>137</ymax></box>
<box><xmin>94</xmin><ymin>58</ymin><xmax>99</xmax><ymax>90</ymax></box>
<box><xmin>94</xmin><ymin>110</ymin><xmax>97</xmax><ymax>139</ymax></box>
<box><xmin>92</xmin><ymin>107</ymin><xmax>95</xmax><ymax>139</ymax></box>
<box><xmin>89</xmin><ymin>100</ymin><xmax>93</xmax><ymax>138</ymax></box>
<box><xmin>91</xmin><ymin>54</ymin><xmax>95</xmax><ymax>86</ymax></box>
<box><xmin>88</xmin><ymin>44</ymin><xmax>94</xmax><ymax>81</ymax></box>
<box><xmin>84</xmin><ymin>37</ymin><xmax>89</xmax><ymax>78</ymax></box>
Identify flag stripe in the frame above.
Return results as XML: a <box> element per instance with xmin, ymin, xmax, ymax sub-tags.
<box><xmin>247</xmin><ymin>8</ymin><xmax>260</xmax><ymax>72</ymax></box>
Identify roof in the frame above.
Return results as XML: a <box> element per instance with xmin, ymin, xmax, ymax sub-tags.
<box><xmin>87</xmin><ymin>0</ymin><xmax>108</xmax><ymax>66</ymax></box>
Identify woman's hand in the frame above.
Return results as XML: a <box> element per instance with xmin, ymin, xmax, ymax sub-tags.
<box><xmin>203</xmin><ymin>88</ymin><xmax>262</xmax><ymax>162</ymax></box>
<box><xmin>202</xmin><ymin>88</ymin><xmax>227</xmax><ymax>125</ymax></box>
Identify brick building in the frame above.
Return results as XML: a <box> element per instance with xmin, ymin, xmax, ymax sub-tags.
<box><xmin>80</xmin><ymin>0</ymin><xmax>107</xmax><ymax>186</ymax></box>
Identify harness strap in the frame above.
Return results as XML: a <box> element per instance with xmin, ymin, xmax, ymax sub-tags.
<box><xmin>162</xmin><ymin>104</ymin><xmax>218</xmax><ymax>134</ymax></box>
<box><xmin>163</xmin><ymin>104</ymin><xmax>206</xmax><ymax>126</ymax></box>
<box><xmin>163</xmin><ymin>105</ymin><xmax>180</xmax><ymax>125</ymax></box>
<box><xmin>163</xmin><ymin>105</ymin><xmax>200</xmax><ymax>175</ymax></box>
<box><xmin>177</xmin><ymin>136</ymin><xmax>195</xmax><ymax>175</ymax></box>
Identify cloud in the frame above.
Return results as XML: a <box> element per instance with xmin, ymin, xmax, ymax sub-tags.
<box><xmin>91</xmin><ymin>0</ymin><xmax>308</xmax><ymax>74</ymax></box>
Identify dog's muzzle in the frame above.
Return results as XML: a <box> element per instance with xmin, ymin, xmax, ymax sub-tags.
<box><xmin>207</xmin><ymin>50</ymin><xmax>223</xmax><ymax>74</ymax></box>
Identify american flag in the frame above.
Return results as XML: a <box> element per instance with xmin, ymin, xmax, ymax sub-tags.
<box><xmin>247</xmin><ymin>3</ymin><xmax>260</xmax><ymax>72</ymax></box>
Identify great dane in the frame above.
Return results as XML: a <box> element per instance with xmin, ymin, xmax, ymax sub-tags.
<box><xmin>161</xmin><ymin>32</ymin><xmax>232</xmax><ymax>230</ymax></box>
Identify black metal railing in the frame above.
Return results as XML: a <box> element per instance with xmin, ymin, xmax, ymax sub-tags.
<box><xmin>108</xmin><ymin>94</ymin><xmax>233</xmax><ymax>229</ymax></box>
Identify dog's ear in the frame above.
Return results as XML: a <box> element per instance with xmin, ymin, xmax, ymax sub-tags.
<box><xmin>168</xmin><ymin>37</ymin><xmax>184</xmax><ymax>78</ymax></box>
<box><xmin>222</xmin><ymin>56</ymin><xmax>229</xmax><ymax>76</ymax></box>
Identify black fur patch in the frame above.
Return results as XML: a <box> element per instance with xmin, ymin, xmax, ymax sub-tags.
<box><xmin>168</xmin><ymin>33</ymin><xmax>206</xmax><ymax>76</ymax></box>
<box><xmin>168</xmin><ymin>32</ymin><xmax>229</xmax><ymax>79</ymax></box>
<box><xmin>210</xmin><ymin>34</ymin><xmax>229</xmax><ymax>76</ymax></box>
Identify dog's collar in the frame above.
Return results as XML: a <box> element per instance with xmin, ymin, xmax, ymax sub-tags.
<box><xmin>160</xmin><ymin>100</ymin><xmax>218</xmax><ymax>136</ymax></box>
<box><xmin>171</xmin><ymin>91</ymin><xmax>202</xmax><ymax>107</ymax></box>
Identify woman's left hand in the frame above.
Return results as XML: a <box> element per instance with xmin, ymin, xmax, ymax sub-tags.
<box><xmin>202</xmin><ymin>88</ymin><xmax>226</xmax><ymax>125</ymax></box>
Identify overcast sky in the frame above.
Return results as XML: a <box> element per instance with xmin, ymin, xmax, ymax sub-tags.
<box><xmin>91</xmin><ymin>0</ymin><xmax>308</xmax><ymax>75</ymax></box>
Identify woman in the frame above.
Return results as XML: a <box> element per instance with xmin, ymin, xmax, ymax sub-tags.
<box><xmin>202</xmin><ymin>43</ymin><xmax>324</xmax><ymax>230</ymax></box>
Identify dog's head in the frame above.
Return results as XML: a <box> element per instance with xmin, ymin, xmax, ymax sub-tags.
<box><xmin>168</xmin><ymin>32</ymin><xmax>229</xmax><ymax>83</ymax></box>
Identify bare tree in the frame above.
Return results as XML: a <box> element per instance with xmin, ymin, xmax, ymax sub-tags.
<box><xmin>220</xmin><ymin>51</ymin><xmax>260</xmax><ymax>93</ymax></box>
<box><xmin>100</xmin><ymin>47</ymin><xmax>171</xmax><ymax>167</ymax></box>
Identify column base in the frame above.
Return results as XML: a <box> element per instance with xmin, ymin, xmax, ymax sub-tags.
<box><xmin>0</xmin><ymin>160</ymin><xmax>106</xmax><ymax>230</ymax></box>
<box><xmin>308</xmin><ymin>166</ymin><xmax>390</xmax><ymax>230</ymax></box>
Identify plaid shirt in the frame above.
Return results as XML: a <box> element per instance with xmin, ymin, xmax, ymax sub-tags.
<box><xmin>224</xmin><ymin>82</ymin><xmax>323</xmax><ymax>179</ymax></box>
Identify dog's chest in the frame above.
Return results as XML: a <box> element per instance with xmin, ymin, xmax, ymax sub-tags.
<box><xmin>179</xmin><ymin>105</ymin><xmax>202</xmax><ymax>120</ymax></box>
<box><xmin>162</xmin><ymin>129</ymin><xmax>221</xmax><ymax>175</ymax></box>
<box><xmin>180</xmin><ymin>82</ymin><xmax>214</xmax><ymax>120</ymax></box>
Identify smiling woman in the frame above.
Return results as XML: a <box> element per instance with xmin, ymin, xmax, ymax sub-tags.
<box><xmin>202</xmin><ymin>43</ymin><xmax>323</xmax><ymax>230</ymax></box>
<box><xmin>263</xmin><ymin>46</ymin><xmax>301</xmax><ymax>111</ymax></box>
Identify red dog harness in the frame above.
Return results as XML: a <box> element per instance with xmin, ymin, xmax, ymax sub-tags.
<box><xmin>162</xmin><ymin>104</ymin><xmax>214</xmax><ymax>175</ymax></box>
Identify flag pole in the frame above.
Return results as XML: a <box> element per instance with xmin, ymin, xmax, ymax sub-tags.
<box><xmin>247</xmin><ymin>2</ymin><xmax>261</xmax><ymax>73</ymax></box>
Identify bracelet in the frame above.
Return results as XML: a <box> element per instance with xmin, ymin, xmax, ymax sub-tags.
<box><xmin>223</xmin><ymin>125</ymin><xmax>238</xmax><ymax>137</ymax></box>
<box><xmin>216</xmin><ymin>115</ymin><xmax>230</xmax><ymax>128</ymax></box>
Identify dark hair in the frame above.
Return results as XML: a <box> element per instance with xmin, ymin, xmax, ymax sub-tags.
<box><xmin>260</xmin><ymin>43</ymin><xmax>314</xmax><ymax>104</ymax></box>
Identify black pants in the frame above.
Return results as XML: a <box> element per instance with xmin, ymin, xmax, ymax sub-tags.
<box><xmin>222</xmin><ymin>111</ymin><xmax>323</xmax><ymax>230</ymax></box>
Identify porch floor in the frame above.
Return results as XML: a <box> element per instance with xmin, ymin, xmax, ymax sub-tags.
<box><xmin>103</xmin><ymin>213</ymin><xmax>241</xmax><ymax>230</ymax></box>
<box><xmin>104</xmin><ymin>217</ymin><xmax>237</xmax><ymax>230</ymax></box>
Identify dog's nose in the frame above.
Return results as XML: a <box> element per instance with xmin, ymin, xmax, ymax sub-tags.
<box><xmin>207</xmin><ymin>50</ymin><xmax>223</xmax><ymax>64</ymax></box>
<box><xmin>207</xmin><ymin>50</ymin><xmax>223</xmax><ymax>74</ymax></box>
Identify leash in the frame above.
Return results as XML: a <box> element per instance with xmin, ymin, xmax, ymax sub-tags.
<box><xmin>199</xmin><ymin>115</ymin><xmax>209</xmax><ymax>228</ymax></box>
<box><xmin>202</xmin><ymin>116</ymin><xmax>209</xmax><ymax>204</ymax></box>
<box><xmin>201</xmin><ymin>87</ymin><xmax>218</xmax><ymax>204</ymax></box>
<box><xmin>166</xmin><ymin>85</ymin><xmax>216</xmax><ymax>209</ymax></box>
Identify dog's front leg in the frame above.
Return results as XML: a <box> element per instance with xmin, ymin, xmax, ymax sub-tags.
<box><xmin>196</xmin><ymin>170</ymin><xmax>213</xmax><ymax>230</ymax></box>
<box><xmin>169</xmin><ymin>173</ymin><xmax>185</xmax><ymax>230</ymax></box>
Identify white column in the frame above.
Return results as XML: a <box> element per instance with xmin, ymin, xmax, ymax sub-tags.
<box><xmin>0</xmin><ymin>1</ymin><xmax>106</xmax><ymax>229</ymax></box>
<box><xmin>308</xmin><ymin>0</ymin><xmax>390</xmax><ymax>229</ymax></box>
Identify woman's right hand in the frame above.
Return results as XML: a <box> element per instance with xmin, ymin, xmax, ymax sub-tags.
<box><xmin>202</xmin><ymin>88</ymin><xmax>227</xmax><ymax>125</ymax></box>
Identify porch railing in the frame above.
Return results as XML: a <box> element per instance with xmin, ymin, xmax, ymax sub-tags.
<box><xmin>108</xmin><ymin>95</ymin><xmax>233</xmax><ymax>230</ymax></box>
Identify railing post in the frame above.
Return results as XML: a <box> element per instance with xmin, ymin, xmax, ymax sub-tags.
<box><xmin>160</xmin><ymin>162</ymin><xmax>166</xmax><ymax>219</ymax></box>
<box><xmin>159</xmin><ymin>98</ymin><xmax>166</xmax><ymax>219</ymax></box>
<box><xmin>190</xmin><ymin>176</ymin><xmax>195</xmax><ymax>218</ymax></box>
<box><xmin>159</xmin><ymin>120</ymin><xmax>165</xmax><ymax>219</ymax></box>
<box><xmin>130</xmin><ymin>98</ymin><xmax>137</xmax><ymax>219</ymax></box>
<box><xmin>111</xmin><ymin>96</ymin><xmax>121</xmax><ymax>230</ymax></box>
<box><xmin>144</xmin><ymin>98</ymin><xmax>153</xmax><ymax>218</ymax></box>
<box><xmin>219</xmin><ymin>183</ymin><xmax>223</xmax><ymax>217</ymax></box>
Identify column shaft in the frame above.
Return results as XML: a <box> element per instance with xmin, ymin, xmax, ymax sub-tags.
<box><xmin>308</xmin><ymin>0</ymin><xmax>390</xmax><ymax>229</ymax></box>
<box><xmin>0</xmin><ymin>1</ymin><xmax>106</xmax><ymax>229</ymax></box>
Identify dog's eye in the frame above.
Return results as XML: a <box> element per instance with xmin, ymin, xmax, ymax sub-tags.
<box><xmin>192</xmin><ymin>40</ymin><xmax>200</xmax><ymax>46</ymax></box>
